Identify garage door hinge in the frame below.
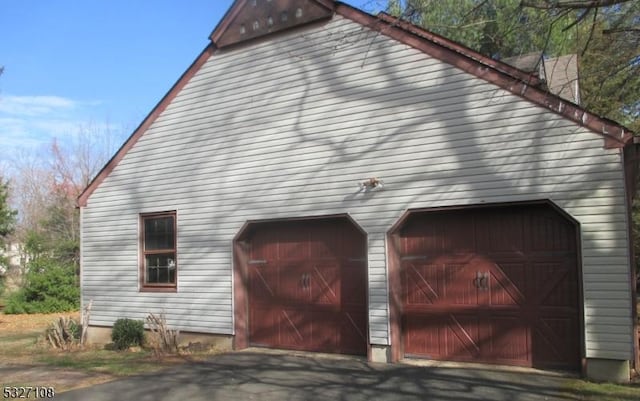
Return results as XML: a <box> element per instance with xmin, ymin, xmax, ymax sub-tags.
<box><xmin>248</xmin><ymin>259</ymin><xmax>267</xmax><ymax>264</ymax></box>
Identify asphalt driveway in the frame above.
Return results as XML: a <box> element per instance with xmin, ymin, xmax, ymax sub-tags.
<box><xmin>55</xmin><ymin>350</ymin><xmax>576</xmax><ymax>401</ymax></box>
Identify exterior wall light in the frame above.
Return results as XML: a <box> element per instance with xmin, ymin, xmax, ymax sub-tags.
<box><xmin>359</xmin><ymin>177</ymin><xmax>384</xmax><ymax>190</ymax></box>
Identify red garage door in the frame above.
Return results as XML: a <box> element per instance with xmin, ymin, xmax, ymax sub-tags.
<box><xmin>246</xmin><ymin>218</ymin><xmax>367</xmax><ymax>355</ymax></box>
<box><xmin>398</xmin><ymin>204</ymin><xmax>580</xmax><ymax>369</ymax></box>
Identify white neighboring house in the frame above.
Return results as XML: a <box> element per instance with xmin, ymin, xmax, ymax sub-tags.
<box><xmin>0</xmin><ymin>242</ymin><xmax>22</xmax><ymax>271</ymax></box>
<box><xmin>0</xmin><ymin>242</ymin><xmax>26</xmax><ymax>288</ymax></box>
<box><xmin>502</xmin><ymin>52</ymin><xmax>581</xmax><ymax>105</ymax></box>
<box><xmin>78</xmin><ymin>0</ymin><xmax>639</xmax><ymax>383</ymax></box>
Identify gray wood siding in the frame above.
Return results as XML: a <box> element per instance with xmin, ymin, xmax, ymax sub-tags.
<box><xmin>82</xmin><ymin>16</ymin><xmax>633</xmax><ymax>360</ymax></box>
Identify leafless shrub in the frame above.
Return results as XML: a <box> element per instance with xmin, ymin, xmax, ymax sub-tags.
<box><xmin>45</xmin><ymin>316</ymin><xmax>80</xmax><ymax>350</ymax></box>
<box><xmin>145</xmin><ymin>312</ymin><xmax>179</xmax><ymax>356</ymax></box>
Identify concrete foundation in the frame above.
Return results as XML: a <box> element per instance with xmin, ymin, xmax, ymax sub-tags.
<box><xmin>585</xmin><ymin>358</ymin><xmax>630</xmax><ymax>383</ymax></box>
<box><xmin>179</xmin><ymin>332</ymin><xmax>233</xmax><ymax>351</ymax></box>
<box><xmin>85</xmin><ymin>325</ymin><xmax>233</xmax><ymax>351</ymax></box>
<box><xmin>370</xmin><ymin>345</ymin><xmax>391</xmax><ymax>363</ymax></box>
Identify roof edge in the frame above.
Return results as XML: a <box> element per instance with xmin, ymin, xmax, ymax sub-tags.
<box><xmin>377</xmin><ymin>12</ymin><xmax>542</xmax><ymax>87</ymax></box>
<box><xmin>77</xmin><ymin>44</ymin><xmax>216</xmax><ymax>207</ymax></box>
<box><xmin>335</xmin><ymin>3</ymin><xmax>634</xmax><ymax>149</ymax></box>
<box><xmin>209</xmin><ymin>0</ymin><xmax>247</xmax><ymax>43</ymax></box>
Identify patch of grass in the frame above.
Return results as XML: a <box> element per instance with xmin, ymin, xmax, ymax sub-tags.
<box><xmin>0</xmin><ymin>330</ymin><xmax>42</xmax><ymax>359</ymax></box>
<box><xmin>0</xmin><ymin>312</ymin><xmax>183</xmax><ymax>376</ymax></box>
<box><xmin>0</xmin><ymin>312</ymin><xmax>222</xmax><ymax>393</ymax></box>
<box><xmin>564</xmin><ymin>378</ymin><xmax>640</xmax><ymax>401</ymax></box>
<box><xmin>37</xmin><ymin>349</ymin><xmax>163</xmax><ymax>376</ymax></box>
<box><xmin>0</xmin><ymin>332</ymin><xmax>40</xmax><ymax>342</ymax></box>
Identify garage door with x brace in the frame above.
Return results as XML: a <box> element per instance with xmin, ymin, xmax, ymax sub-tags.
<box><xmin>397</xmin><ymin>204</ymin><xmax>581</xmax><ymax>369</ymax></box>
<box><xmin>246</xmin><ymin>218</ymin><xmax>368</xmax><ymax>355</ymax></box>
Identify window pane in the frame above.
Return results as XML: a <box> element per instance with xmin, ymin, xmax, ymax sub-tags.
<box><xmin>144</xmin><ymin>216</ymin><xmax>175</xmax><ymax>250</ymax></box>
<box><xmin>145</xmin><ymin>253</ymin><xmax>176</xmax><ymax>284</ymax></box>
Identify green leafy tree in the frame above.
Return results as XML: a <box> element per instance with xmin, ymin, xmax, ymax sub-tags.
<box><xmin>4</xmin><ymin>193</ymin><xmax>82</xmax><ymax>313</ymax></box>
<box><xmin>577</xmin><ymin>2</ymin><xmax>640</xmax><ymax>132</ymax></box>
<box><xmin>0</xmin><ymin>177</ymin><xmax>17</xmax><ymax>240</ymax></box>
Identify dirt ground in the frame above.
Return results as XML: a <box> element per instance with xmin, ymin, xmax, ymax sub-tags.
<box><xmin>0</xmin><ymin>308</ymin><xmax>210</xmax><ymax>395</ymax></box>
<box><xmin>0</xmin><ymin>312</ymin><xmax>224</xmax><ymax>394</ymax></box>
<box><xmin>0</xmin><ymin>365</ymin><xmax>116</xmax><ymax>394</ymax></box>
<box><xmin>0</xmin><ymin>311</ymin><xmax>80</xmax><ymax>332</ymax></box>
<box><xmin>0</xmin><ymin>312</ymin><xmax>119</xmax><ymax>393</ymax></box>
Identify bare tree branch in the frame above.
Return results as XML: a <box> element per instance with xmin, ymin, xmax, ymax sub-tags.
<box><xmin>603</xmin><ymin>27</ymin><xmax>640</xmax><ymax>33</ymax></box>
<box><xmin>562</xmin><ymin>9</ymin><xmax>592</xmax><ymax>31</ymax></box>
<box><xmin>463</xmin><ymin>0</ymin><xmax>491</xmax><ymax>21</ymax></box>
<box><xmin>521</xmin><ymin>0</ymin><xmax>633</xmax><ymax>9</ymax></box>
<box><xmin>421</xmin><ymin>20</ymin><xmax>498</xmax><ymax>29</ymax></box>
<box><xmin>581</xmin><ymin>8</ymin><xmax>598</xmax><ymax>56</ymax></box>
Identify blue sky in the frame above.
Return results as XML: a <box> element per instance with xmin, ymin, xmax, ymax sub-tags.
<box><xmin>0</xmin><ymin>0</ymin><xmax>379</xmax><ymax>168</ymax></box>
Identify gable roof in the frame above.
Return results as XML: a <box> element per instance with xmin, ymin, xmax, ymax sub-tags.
<box><xmin>542</xmin><ymin>54</ymin><xmax>581</xmax><ymax>105</ymax></box>
<box><xmin>502</xmin><ymin>52</ymin><xmax>581</xmax><ymax>105</ymax></box>
<box><xmin>502</xmin><ymin>51</ymin><xmax>545</xmax><ymax>74</ymax></box>
<box><xmin>78</xmin><ymin>0</ymin><xmax>635</xmax><ymax>207</ymax></box>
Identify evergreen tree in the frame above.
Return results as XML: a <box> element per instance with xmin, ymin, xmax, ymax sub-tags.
<box><xmin>0</xmin><ymin>177</ymin><xmax>17</xmax><ymax>273</ymax></box>
<box><xmin>0</xmin><ymin>177</ymin><xmax>17</xmax><ymax>242</ymax></box>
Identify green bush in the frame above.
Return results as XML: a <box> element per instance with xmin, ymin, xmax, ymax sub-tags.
<box><xmin>4</xmin><ymin>291</ymin><xmax>27</xmax><ymax>314</ymax></box>
<box><xmin>4</xmin><ymin>257</ymin><xmax>79</xmax><ymax>314</ymax></box>
<box><xmin>112</xmin><ymin>318</ymin><xmax>145</xmax><ymax>350</ymax></box>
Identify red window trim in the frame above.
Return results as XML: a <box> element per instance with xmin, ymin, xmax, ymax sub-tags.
<box><xmin>139</xmin><ymin>211</ymin><xmax>177</xmax><ymax>293</ymax></box>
